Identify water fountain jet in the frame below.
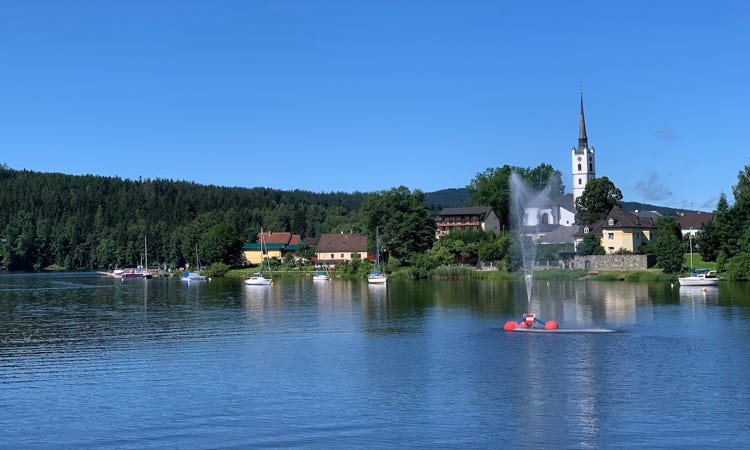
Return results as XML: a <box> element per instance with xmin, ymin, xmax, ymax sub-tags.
<box><xmin>509</xmin><ymin>172</ymin><xmax>554</xmax><ymax>303</ymax></box>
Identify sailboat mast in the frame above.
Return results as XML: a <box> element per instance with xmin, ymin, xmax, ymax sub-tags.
<box><xmin>689</xmin><ymin>233</ymin><xmax>694</xmax><ymax>272</ymax></box>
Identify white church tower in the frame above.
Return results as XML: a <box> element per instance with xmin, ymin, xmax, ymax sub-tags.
<box><xmin>571</xmin><ymin>91</ymin><xmax>595</xmax><ymax>202</ymax></box>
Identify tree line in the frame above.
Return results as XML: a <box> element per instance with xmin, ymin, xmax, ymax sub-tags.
<box><xmin>0</xmin><ymin>165</ymin><xmax>365</xmax><ymax>271</ymax></box>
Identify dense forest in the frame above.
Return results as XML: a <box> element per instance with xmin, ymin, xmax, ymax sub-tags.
<box><xmin>0</xmin><ymin>166</ymin><xmax>371</xmax><ymax>270</ymax></box>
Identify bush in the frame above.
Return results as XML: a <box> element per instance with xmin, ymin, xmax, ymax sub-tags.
<box><xmin>204</xmin><ymin>262</ymin><xmax>230</xmax><ymax>277</ymax></box>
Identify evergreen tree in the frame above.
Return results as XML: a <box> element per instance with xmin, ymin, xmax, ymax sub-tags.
<box><xmin>649</xmin><ymin>217</ymin><xmax>684</xmax><ymax>273</ymax></box>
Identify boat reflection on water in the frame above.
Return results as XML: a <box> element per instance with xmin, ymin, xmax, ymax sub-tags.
<box><xmin>679</xmin><ymin>285</ymin><xmax>719</xmax><ymax>304</ymax></box>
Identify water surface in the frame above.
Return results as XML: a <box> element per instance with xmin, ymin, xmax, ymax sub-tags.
<box><xmin>1</xmin><ymin>273</ymin><xmax>749</xmax><ymax>448</ymax></box>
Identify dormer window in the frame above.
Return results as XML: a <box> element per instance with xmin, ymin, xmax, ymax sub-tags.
<box><xmin>608</xmin><ymin>218</ymin><xmax>614</xmax><ymax>226</ymax></box>
<box><xmin>583</xmin><ymin>226</ymin><xmax>590</xmax><ymax>234</ymax></box>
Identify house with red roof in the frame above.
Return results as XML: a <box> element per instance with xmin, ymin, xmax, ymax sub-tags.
<box><xmin>242</xmin><ymin>231</ymin><xmax>303</xmax><ymax>265</ymax></box>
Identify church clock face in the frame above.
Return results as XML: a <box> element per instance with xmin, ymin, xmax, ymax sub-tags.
<box><xmin>577</xmin><ymin>156</ymin><xmax>582</xmax><ymax>162</ymax></box>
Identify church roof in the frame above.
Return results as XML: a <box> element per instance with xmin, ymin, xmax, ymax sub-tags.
<box><xmin>526</xmin><ymin>193</ymin><xmax>575</xmax><ymax>211</ymax></box>
<box><xmin>537</xmin><ymin>225</ymin><xmax>581</xmax><ymax>244</ymax></box>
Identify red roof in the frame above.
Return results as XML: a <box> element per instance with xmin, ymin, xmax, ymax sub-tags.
<box><xmin>257</xmin><ymin>231</ymin><xmax>302</xmax><ymax>245</ymax></box>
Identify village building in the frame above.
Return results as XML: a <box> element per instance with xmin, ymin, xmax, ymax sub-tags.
<box><xmin>434</xmin><ymin>207</ymin><xmax>501</xmax><ymax>239</ymax></box>
<box><xmin>577</xmin><ymin>205</ymin><xmax>657</xmax><ymax>254</ymax></box>
<box><xmin>675</xmin><ymin>211</ymin><xmax>714</xmax><ymax>237</ymax></box>
<box><xmin>242</xmin><ymin>231</ymin><xmax>303</xmax><ymax>265</ymax></box>
<box><xmin>315</xmin><ymin>232</ymin><xmax>368</xmax><ymax>266</ymax></box>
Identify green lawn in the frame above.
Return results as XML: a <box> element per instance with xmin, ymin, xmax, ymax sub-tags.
<box><xmin>683</xmin><ymin>252</ymin><xmax>717</xmax><ymax>270</ymax></box>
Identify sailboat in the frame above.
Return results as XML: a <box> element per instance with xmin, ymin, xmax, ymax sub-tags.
<box><xmin>678</xmin><ymin>234</ymin><xmax>718</xmax><ymax>286</ymax></box>
<box><xmin>367</xmin><ymin>227</ymin><xmax>387</xmax><ymax>284</ymax></box>
<box><xmin>313</xmin><ymin>265</ymin><xmax>331</xmax><ymax>281</ymax></box>
<box><xmin>182</xmin><ymin>244</ymin><xmax>207</xmax><ymax>282</ymax></box>
<box><xmin>245</xmin><ymin>228</ymin><xmax>273</xmax><ymax>286</ymax></box>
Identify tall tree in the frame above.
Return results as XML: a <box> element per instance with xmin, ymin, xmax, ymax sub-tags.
<box><xmin>574</xmin><ymin>176</ymin><xmax>623</xmax><ymax>224</ymax></box>
<box><xmin>649</xmin><ymin>217</ymin><xmax>684</xmax><ymax>273</ymax></box>
<box><xmin>360</xmin><ymin>186</ymin><xmax>436</xmax><ymax>262</ymax></box>
<box><xmin>697</xmin><ymin>193</ymin><xmax>729</xmax><ymax>261</ymax></box>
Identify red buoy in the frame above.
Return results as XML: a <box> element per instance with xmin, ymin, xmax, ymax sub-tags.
<box><xmin>545</xmin><ymin>320</ymin><xmax>559</xmax><ymax>330</ymax></box>
<box><xmin>503</xmin><ymin>321</ymin><xmax>517</xmax><ymax>330</ymax></box>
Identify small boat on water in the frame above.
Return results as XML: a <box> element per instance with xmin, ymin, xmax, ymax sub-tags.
<box><xmin>245</xmin><ymin>228</ymin><xmax>273</xmax><ymax>286</ymax></box>
<box><xmin>678</xmin><ymin>269</ymin><xmax>719</xmax><ymax>286</ymax></box>
<box><xmin>182</xmin><ymin>271</ymin><xmax>206</xmax><ymax>282</ymax></box>
<box><xmin>312</xmin><ymin>272</ymin><xmax>331</xmax><ymax>281</ymax></box>
<box><xmin>678</xmin><ymin>234</ymin><xmax>718</xmax><ymax>286</ymax></box>
<box><xmin>367</xmin><ymin>227</ymin><xmax>387</xmax><ymax>284</ymax></box>
<box><xmin>182</xmin><ymin>244</ymin><xmax>207</xmax><ymax>282</ymax></box>
<box><xmin>313</xmin><ymin>265</ymin><xmax>331</xmax><ymax>281</ymax></box>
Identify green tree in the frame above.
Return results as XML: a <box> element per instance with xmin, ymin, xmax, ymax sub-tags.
<box><xmin>201</xmin><ymin>221</ymin><xmax>243</xmax><ymax>265</ymax></box>
<box><xmin>649</xmin><ymin>217</ymin><xmax>684</xmax><ymax>273</ymax></box>
<box><xmin>574</xmin><ymin>176</ymin><xmax>623</xmax><ymax>224</ymax></box>
<box><xmin>360</xmin><ymin>186</ymin><xmax>436</xmax><ymax>263</ymax></box>
<box><xmin>577</xmin><ymin>233</ymin><xmax>605</xmax><ymax>256</ymax></box>
<box><xmin>724</xmin><ymin>223</ymin><xmax>750</xmax><ymax>280</ymax></box>
<box><xmin>478</xmin><ymin>234</ymin><xmax>511</xmax><ymax>264</ymax></box>
<box><xmin>697</xmin><ymin>193</ymin><xmax>729</xmax><ymax>261</ymax></box>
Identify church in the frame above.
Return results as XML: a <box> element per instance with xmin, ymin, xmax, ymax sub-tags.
<box><xmin>521</xmin><ymin>92</ymin><xmax>593</xmax><ymax>244</ymax></box>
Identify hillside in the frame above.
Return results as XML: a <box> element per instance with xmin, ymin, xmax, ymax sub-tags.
<box><xmin>422</xmin><ymin>188</ymin><xmax>697</xmax><ymax>217</ymax></box>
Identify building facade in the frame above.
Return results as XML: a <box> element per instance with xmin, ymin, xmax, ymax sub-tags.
<box><xmin>434</xmin><ymin>207</ymin><xmax>501</xmax><ymax>239</ymax></box>
<box><xmin>315</xmin><ymin>233</ymin><xmax>368</xmax><ymax>266</ymax></box>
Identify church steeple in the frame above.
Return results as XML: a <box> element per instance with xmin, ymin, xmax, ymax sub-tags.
<box><xmin>578</xmin><ymin>90</ymin><xmax>588</xmax><ymax>151</ymax></box>
<box><xmin>571</xmin><ymin>89</ymin><xmax>596</xmax><ymax>202</ymax></box>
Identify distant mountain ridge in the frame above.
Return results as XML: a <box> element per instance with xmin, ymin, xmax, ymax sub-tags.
<box><xmin>423</xmin><ymin>188</ymin><xmax>699</xmax><ymax>216</ymax></box>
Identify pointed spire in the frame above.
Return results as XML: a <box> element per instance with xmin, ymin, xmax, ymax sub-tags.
<box><xmin>578</xmin><ymin>89</ymin><xmax>588</xmax><ymax>150</ymax></box>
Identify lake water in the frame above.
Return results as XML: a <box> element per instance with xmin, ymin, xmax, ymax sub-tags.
<box><xmin>1</xmin><ymin>273</ymin><xmax>749</xmax><ymax>449</ymax></box>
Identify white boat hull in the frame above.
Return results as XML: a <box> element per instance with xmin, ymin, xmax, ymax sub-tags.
<box><xmin>367</xmin><ymin>275</ymin><xmax>387</xmax><ymax>284</ymax></box>
<box><xmin>677</xmin><ymin>276</ymin><xmax>719</xmax><ymax>286</ymax></box>
<box><xmin>245</xmin><ymin>277</ymin><xmax>272</xmax><ymax>286</ymax></box>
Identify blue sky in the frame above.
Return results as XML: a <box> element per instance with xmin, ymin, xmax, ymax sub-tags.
<box><xmin>1</xmin><ymin>1</ymin><xmax>748</xmax><ymax>211</ymax></box>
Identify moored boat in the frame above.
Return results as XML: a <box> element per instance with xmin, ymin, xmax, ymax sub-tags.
<box><xmin>678</xmin><ymin>269</ymin><xmax>719</xmax><ymax>286</ymax></box>
<box><xmin>244</xmin><ymin>228</ymin><xmax>273</xmax><ymax>286</ymax></box>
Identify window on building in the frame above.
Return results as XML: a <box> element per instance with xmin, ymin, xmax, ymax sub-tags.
<box><xmin>608</xmin><ymin>247</ymin><xmax>614</xmax><ymax>252</ymax></box>
<box><xmin>340</xmin><ymin>254</ymin><xmax>344</xmax><ymax>258</ymax></box>
<box><xmin>608</xmin><ymin>232</ymin><xmax>614</xmax><ymax>240</ymax></box>
<box><xmin>589</xmin><ymin>163</ymin><xmax>593</xmax><ymax>171</ymax></box>
<box><xmin>578</xmin><ymin>178</ymin><xmax>582</xmax><ymax>185</ymax></box>
<box><xmin>330</xmin><ymin>253</ymin><xmax>334</xmax><ymax>259</ymax></box>
<box><xmin>577</xmin><ymin>163</ymin><xmax>582</xmax><ymax>171</ymax></box>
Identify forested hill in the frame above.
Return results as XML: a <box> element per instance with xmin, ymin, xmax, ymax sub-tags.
<box><xmin>0</xmin><ymin>167</ymin><xmax>366</xmax><ymax>270</ymax></box>
<box><xmin>423</xmin><ymin>188</ymin><xmax>471</xmax><ymax>213</ymax></box>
